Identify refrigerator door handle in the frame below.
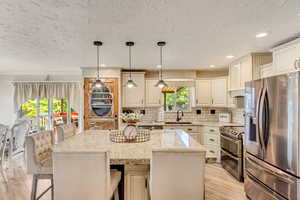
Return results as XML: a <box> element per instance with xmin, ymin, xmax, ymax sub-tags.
<box><xmin>256</xmin><ymin>87</ymin><xmax>264</xmax><ymax>152</ymax></box>
<box><xmin>258</xmin><ymin>87</ymin><xmax>267</xmax><ymax>152</ymax></box>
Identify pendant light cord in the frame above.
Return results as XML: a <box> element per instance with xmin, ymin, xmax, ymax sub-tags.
<box><xmin>160</xmin><ymin>45</ymin><xmax>163</xmax><ymax>80</ymax></box>
<box><xmin>129</xmin><ymin>45</ymin><xmax>132</xmax><ymax>80</ymax></box>
<box><xmin>97</xmin><ymin>45</ymin><xmax>100</xmax><ymax>80</ymax></box>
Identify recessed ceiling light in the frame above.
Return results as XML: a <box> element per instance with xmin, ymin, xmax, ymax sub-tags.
<box><xmin>226</xmin><ymin>55</ymin><xmax>234</xmax><ymax>59</ymax></box>
<box><xmin>100</xmin><ymin>64</ymin><xmax>106</xmax><ymax>67</ymax></box>
<box><xmin>256</xmin><ymin>32</ymin><xmax>268</xmax><ymax>38</ymax></box>
<box><xmin>157</xmin><ymin>64</ymin><xmax>162</xmax><ymax>68</ymax></box>
<box><xmin>209</xmin><ymin>65</ymin><xmax>215</xmax><ymax>68</ymax></box>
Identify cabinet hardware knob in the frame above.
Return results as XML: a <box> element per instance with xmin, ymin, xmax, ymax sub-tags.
<box><xmin>209</xmin><ymin>139</ymin><xmax>215</xmax><ymax>142</ymax></box>
<box><xmin>188</xmin><ymin>128</ymin><xmax>192</xmax><ymax>131</ymax></box>
<box><xmin>210</xmin><ymin>129</ymin><xmax>214</xmax><ymax>132</ymax></box>
<box><xmin>209</xmin><ymin>150</ymin><xmax>215</xmax><ymax>153</ymax></box>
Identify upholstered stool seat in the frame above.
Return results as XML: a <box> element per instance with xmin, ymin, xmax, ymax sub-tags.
<box><xmin>26</xmin><ymin>131</ymin><xmax>54</xmax><ymax>200</ymax></box>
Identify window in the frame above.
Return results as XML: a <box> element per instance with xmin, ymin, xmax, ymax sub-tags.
<box><xmin>163</xmin><ymin>87</ymin><xmax>191</xmax><ymax>112</ymax></box>
<box><xmin>21</xmin><ymin>98</ymin><xmax>79</xmax><ymax>133</ymax></box>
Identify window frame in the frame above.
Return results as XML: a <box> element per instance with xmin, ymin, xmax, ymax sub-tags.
<box><xmin>21</xmin><ymin>97</ymin><xmax>74</xmax><ymax>132</ymax></box>
<box><xmin>163</xmin><ymin>87</ymin><xmax>192</xmax><ymax>112</ymax></box>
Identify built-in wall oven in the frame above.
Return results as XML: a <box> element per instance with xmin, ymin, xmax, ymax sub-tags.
<box><xmin>220</xmin><ymin>126</ymin><xmax>244</xmax><ymax>182</ymax></box>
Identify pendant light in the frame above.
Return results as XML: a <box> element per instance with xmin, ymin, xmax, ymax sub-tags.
<box><xmin>125</xmin><ymin>41</ymin><xmax>138</xmax><ymax>88</ymax></box>
<box><xmin>155</xmin><ymin>41</ymin><xmax>168</xmax><ymax>88</ymax></box>
<box><xmin>93</xmin><ymin>41</ymin><xmax>105</xmax><ymax>88</ymax></box>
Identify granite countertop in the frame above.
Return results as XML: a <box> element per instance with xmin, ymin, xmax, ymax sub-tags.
<box><xmin>137</xmin><ymin>121</ymin><xmax>244</xmax><ymax>127</ymax></box>
<box><xmin>52</xmin><ymin>130</ymin><xmax>208</xmax><ymax>165</ymax></box>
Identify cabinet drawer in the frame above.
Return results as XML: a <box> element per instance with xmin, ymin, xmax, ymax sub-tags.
<box><xmin>204</xmin><ymin>145</ymin><xmax>220</xmax><ymax>158</ymax></box>
<box><xmin>164</xmin><ymin>125</ymin><xmax>198</xmax><ymax>133</ymax></box>
<box><xmin>203</xmin><ymin>134</ymin><xmax>219</xmax><ymax>145</ymax></box>
<box><xmin>202</xmin><ymin>126</ymin><xmax>220</xmax><ymax>134</ymax></box>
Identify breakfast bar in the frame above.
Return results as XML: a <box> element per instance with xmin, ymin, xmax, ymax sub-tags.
<box><xmin>52</xmin><ymin>129</ymin><xmax>207</xmax><ymax>200</ymax></box>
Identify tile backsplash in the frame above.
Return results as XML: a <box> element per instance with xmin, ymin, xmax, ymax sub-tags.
<box><xmin>125</xmin><ymin>106</ymin><xmax>245</xmax><ymax>124</ymax></box>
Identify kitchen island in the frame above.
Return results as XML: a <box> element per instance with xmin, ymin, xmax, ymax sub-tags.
<box><xmin>52</xmin><ymin>129</ymin><xmax>207</xmax><ymax>200</ymax></box>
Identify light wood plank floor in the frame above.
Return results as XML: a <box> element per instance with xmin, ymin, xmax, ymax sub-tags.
<box><xmin>0</xmin><ymin>162</ymin><xmax>246</xmax><ymax>200</ymax></box>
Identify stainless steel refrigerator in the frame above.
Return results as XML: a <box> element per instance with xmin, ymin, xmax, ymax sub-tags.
<box><xmin>245</xmin><ymin>72</ymin><xmax>300</xmax><ymax>200</ymax></box>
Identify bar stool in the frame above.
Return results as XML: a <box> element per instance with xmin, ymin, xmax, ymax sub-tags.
<box><xmin>150</xmin><ymin>149</ymin><xmax>206</xmax><ymax>200</ymax></box>
<box><xmin>53</xmin><ymin>151</ymin><xmax>121</xmax><ymax>200</ymax></box>
<box><xmin>26</xmin><ymin>131</ymin><xmax>54</xmax><ymax>200</ymax></box>
<box><xmin>55</xmin><ymin>124</ymin><xmax>76</xmax><ymax>143</ymax></box>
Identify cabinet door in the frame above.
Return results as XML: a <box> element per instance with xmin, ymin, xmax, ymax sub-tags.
<box><xmin>211</xmin><ymin>78</ymin><xmax>227</xmax><ymax>107</ymax></box>
<box><xmin>273</xmin><ymin>44</ymin><xmax>299</xmax><ymax>75</ymax></box>
<box><xmin>240</xmin><ymin>56</ymin><xmax>253</xmax><ymax>89</ymax></box>
<box><xmin>125</xmin><ymin>165</ymin><xmax>149</xmax><ymax>200</ymax></box>
<box><xmin>122</xmin><ymin>73</ymin><xmax>145</xmax><ymax>107</ymax></box>
<box><xmin>229</xmin><ymin>63</ymin><xmax>241</xmax><ymax>90</ymax></box>
<box><xmin>145</xmin><ymin>79</ymin><xmax>162</xmax><ymax>106</ymax></box>
<box><xmin>189</xmin><ymin>133</ymin><xmax>203</xmax><ymax>145</ymax></box>
<box><xmin>260</xmin><ymin>63</ymin><xmax>274</xmax><ymax>78</ymax></box>
<box><xmin>195</xmin><ymin>80</ymin><xmax>212</xmax><ymax>106</ymax></box>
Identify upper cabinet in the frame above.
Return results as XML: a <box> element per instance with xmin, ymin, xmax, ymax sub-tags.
<box><xmin>228</xmin><ymin>53</ymin><xmax>272</xmax><ymax>95</ymax></box>
<box><xmin>195</xmin><ymin>77</ymin><xmax>227</xmax><ymax>107</ymax></box>
<box><xmin>195</xmin><ymin>80</ymin><xmax>211</xmax><ymax>106</ymax></box>
<box><xmin>272</xmin><ymin>39</ymin><xmax>300</xmax><ymax>76</ymax></box>
<box><xmin>145</xmin><ymin>79</ymin><xmax>162</xmax><ymax>107</ymax></box>
<box><xmin>122</xmin><ymin>72</ymin><xmax>145</xmax><ymax>107</ymax></box>
<box><xmin>211</xmin><ymin>78</ymin><xmax>227</xmax><ymax>107</ymax></box>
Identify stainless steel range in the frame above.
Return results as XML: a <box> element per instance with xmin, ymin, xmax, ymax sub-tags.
<box><xmin>220</xmin><ymin>126</ymin><xmax>244</xmax><ymax>182</ymax></box>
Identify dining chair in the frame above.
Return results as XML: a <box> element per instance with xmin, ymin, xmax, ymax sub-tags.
<box><xmin>10</xmin><ymin>119</ymin><xmax>31</xmax><ymax>156</ymax></box>
<box><xmin>150</xmin><ymin>149</ymin><xmax>206</xmax><ymax>200</ymax></box>
<box><xmin>53</xmin><ymin>151</ymin><xmax>121</xmax><ymax>200</ymax></box>
<box><xmin>0</xmin><ymin>124</ymin><xmax>9</xmax><ymax>183</ymax></box>
<box><xmin>26</xmin><ymin>131</ymin><xmax>54</xmax><ymax>200</ymax></box>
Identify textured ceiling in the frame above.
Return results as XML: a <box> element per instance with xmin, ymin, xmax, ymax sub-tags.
<box><xmin>0</xmin><ymin>0</ymin><xmax>300</xmax><ymax>73</ymax></box>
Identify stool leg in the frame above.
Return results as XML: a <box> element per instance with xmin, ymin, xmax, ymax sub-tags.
<box><xmin>113</xmin><ymin>189</ymin><xmax>119</xmax><ymax>200</ymax></box>
<box><xmin>31</xmin><ymin>175</ymin><xmax>38</xmax><ymax>200</ymax></box>
<box><xmin>51</xmin><ymin>177</ymin><xmax>54</xmax><ymax>200</ymax></box>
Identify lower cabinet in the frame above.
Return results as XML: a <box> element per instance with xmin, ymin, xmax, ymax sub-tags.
<box><xmin>199</xmin><ymin>126</ymin><xmax>221</xmax><ymax>163</ymax></box>
<box><xmin>189</xmin><ymin>132</ymin><xmax>203</xmax><ymax>144</ymax></box>
<box><xmin>125</xmin><ymin>164</ymin><xmax>149</xmax><ymax>200</ymax></box>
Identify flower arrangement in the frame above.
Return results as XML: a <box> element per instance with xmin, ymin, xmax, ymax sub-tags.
<box><xmin>120</xmin><ymin>112</ymin><xmax>143</xmax><ymax>124</ymax></box>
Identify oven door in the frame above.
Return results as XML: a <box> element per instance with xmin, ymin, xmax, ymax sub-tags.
<box><xmin>220</xmin><ymin>134</ymin><xmax>242</xmax><ymax>157</ymax></box>
<box><xmin>221</xmin><ymin>149</ymin><xmax>243</xmax><ymax>181</ymax></box>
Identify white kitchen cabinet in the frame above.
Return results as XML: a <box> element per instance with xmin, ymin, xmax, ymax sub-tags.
<box><xmin>195</xmin><ymin>80</ymin><xmax>211</xmax><ymax>106</ymax></box>
<box><xmin>227</xmin><ymin>79</ymin><xmax>237</xmax><ymax>108</ymax></box>
<box><xmin>240</xmin><ymin>56</ymin><xmax>253</xmax><ymax>87</ymax></box>
<box><xmin>145</xmin><ymin>79</ymin><xmax>162</xmax><ymax>107</ymax></box>
<box><xmin>211</xmin><ymin>78</ymin><xmax>227</xmax><ymax>107</ymax></box>
<box><xmin>228</xmin><ymin>53</ymin><xmax>272</xmax><ymax>93</ymax></box>
<box><xmin>199</xmin><ymin>126</ymin><xmax>221</xmax><ymax>163</ymax></box>
<box><xmin>260</xmin><ymin>63</ymin><xmax>274</xmax><ymax>78</ymax></box>
<box><xmin>195</xmin><ymin>78</ymin><xmax>227</xmax><ymax>107</ymax></box>
<box><xmin>229</xmin><ymin>63</ymin><xmax>242</xmax><ymax>90</ymax></box>
<box><xmin>125</xmin><ymin>165</ymin><xmax>149</xmax><ymax>200</ymax></box>
<box><xmin>122</xmin><ymin>72</ymin><xmax>145</xmax><ymax>107</ymax></box>
<box><xmin>272</xmin><ymin>39</ymin><xmax>300</xmax><ymax>75</ymax></box>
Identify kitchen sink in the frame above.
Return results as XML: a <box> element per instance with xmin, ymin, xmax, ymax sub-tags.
<box><xmin>164</xmin><ymin>121</ymin><xmax>192</xmax><ymax>125</ymax></box>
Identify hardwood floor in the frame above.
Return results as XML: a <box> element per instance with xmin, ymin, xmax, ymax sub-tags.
<box><xmin>0</xmin><ymin>161</ymin><xmax>246</xmax><ymax>200</ymax></box>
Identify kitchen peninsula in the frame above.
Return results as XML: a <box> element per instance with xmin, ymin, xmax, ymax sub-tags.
<box><xmin>52</xmin><ymin>129</ymin><xmax>207</xmax><ymax>200</ymax></box>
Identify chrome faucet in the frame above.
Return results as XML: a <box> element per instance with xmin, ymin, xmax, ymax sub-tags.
<box><xmin>176</xmin><ymin>110</ymin><xmax>184</xmax><ymax>122</ymax></box>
